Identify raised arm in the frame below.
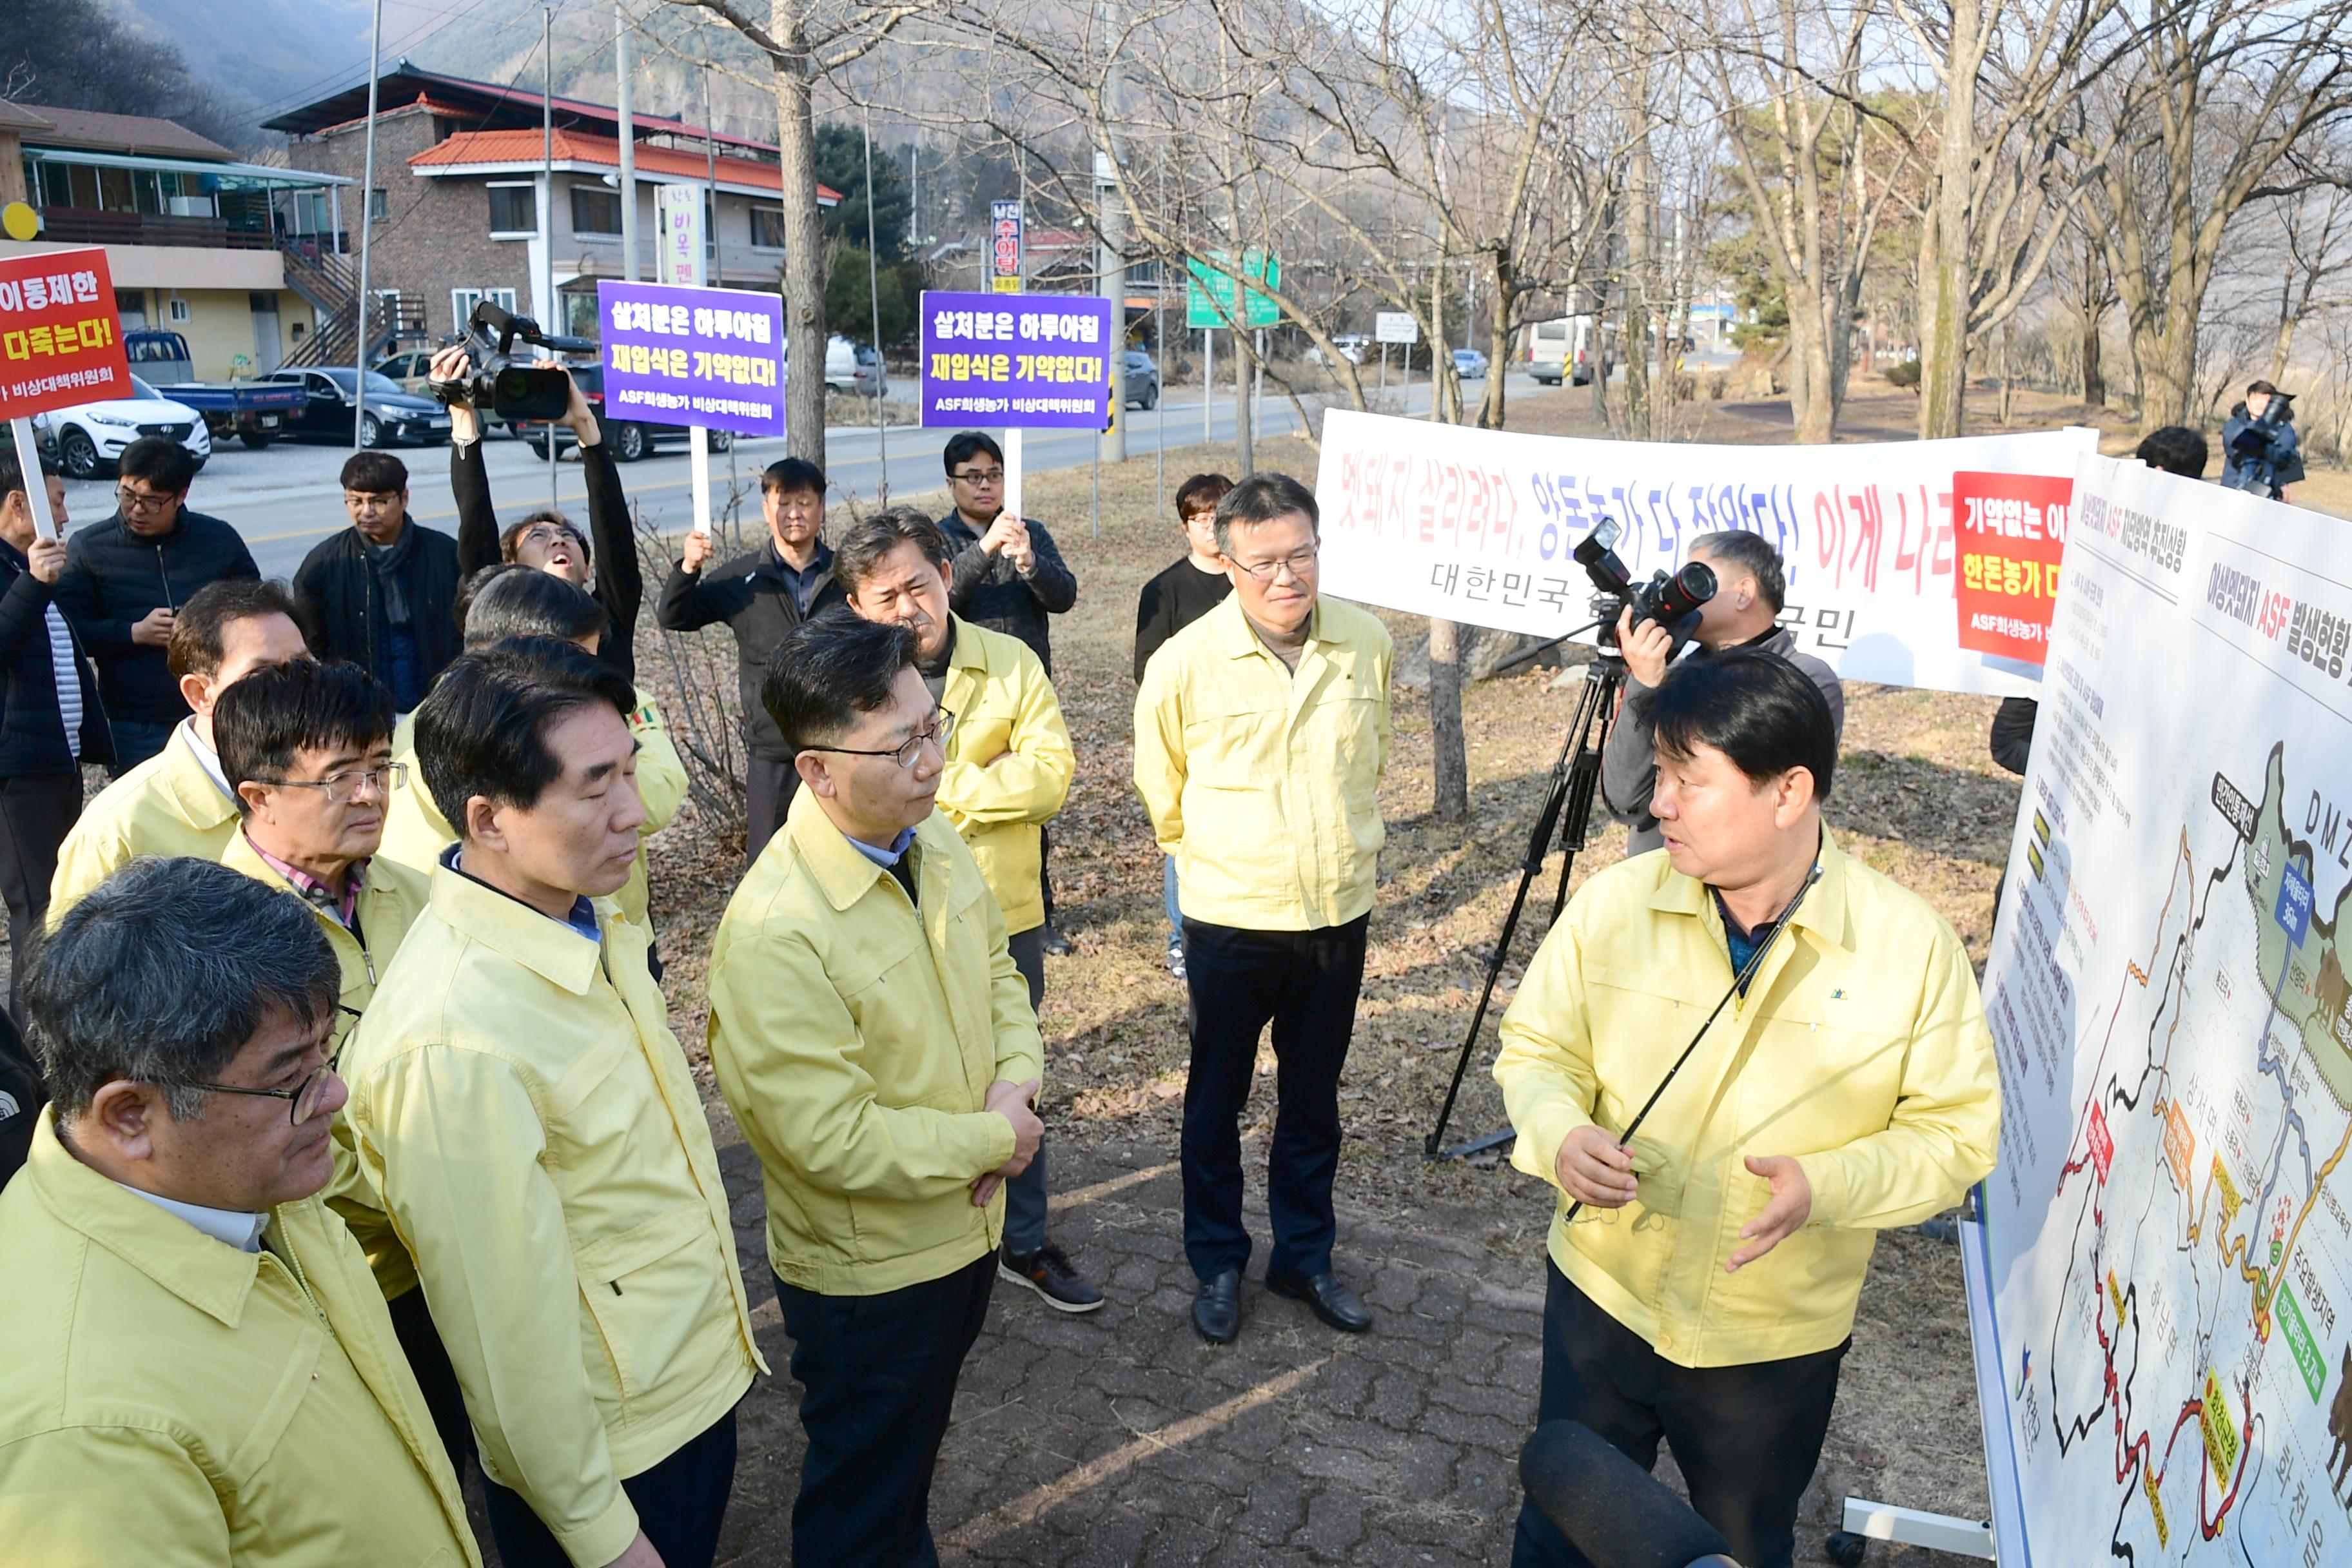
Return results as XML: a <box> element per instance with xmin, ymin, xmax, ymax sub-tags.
<box><xmin>1017</xmin><ymin>522</ymin><xmax>1077</xmax><ymax>613</ymax></box>
<box><xmin>579</xmin><ymin>431</ymin><xmax>642</xmax><ymax>633</ymax></box>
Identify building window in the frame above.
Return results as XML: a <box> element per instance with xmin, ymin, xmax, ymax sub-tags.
<box><xmin>452</xmin><ymin>287</ymin><xmax>518</xmax><ymax>333</ymax></box>
<box><xmin>368</xmin><ymin>188</ymin><xmax>388</xmax><ymax>221</ymax></box>
<box><xmin>750</xmin><ymin>206</ymin><xmax>785</xmax><ymax>250</ymax></box>
<box><xmin>571</xmin><ymin>186</ymin><xmax>622</xmax><ymax>237</ymax></box>
<box><xmin>487</xmin><ymin>184</ymin><xmax>536</xmax><ymax>235</ymax></box>
<box><xmin>167</xmin><ymin>296</ymin><xmax>191</xmax><ymax>324</ymax></box>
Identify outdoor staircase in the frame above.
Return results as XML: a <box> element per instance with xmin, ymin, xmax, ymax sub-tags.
<box><xmin>276</xmin><ymin>239</ymin><xmax>424</xmax><ymax>371</ymax></box>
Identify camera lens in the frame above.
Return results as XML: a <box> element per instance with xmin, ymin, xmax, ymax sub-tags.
<box><xmin>1654</xmin><ymin>561</ymin><xmax>1716</xmax><ymax>622</ymax></box>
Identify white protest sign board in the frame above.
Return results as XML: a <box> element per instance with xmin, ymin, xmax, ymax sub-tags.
<box><xmin>1375</xmin><ymin>311</ymin><xmax>1420</xmax><ymax>345</ymax></box>
<box><xmin>1972</xmin><ymin>453</ymin><xmax>2352</xmax><ymax>1565</ymax></box>
<box><xmin>1313</xmin><ymin>409</ymin><xmax>2099</xmax><ymax>696</ymax></box>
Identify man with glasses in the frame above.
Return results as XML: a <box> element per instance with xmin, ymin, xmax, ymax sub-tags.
<box><xmin>707</xmin><ymin>611</ymin><xmax>1042</xmax><ymax>1565</ymax></box>
<box><xmin>832</xmin><ymin>507</ymin><xmax>1101</xmax><ymax>1313</ymax></box>
<box><xmin>50</xmin><ymin>578</ymin><xmax>310</xmax><ymax>918</ymax></box>
<box><xmin>0</xmin><ymin>858</ymin><xmax>481</xmax><ymax>1567</ymax></box>
<box><xmin>659</xmin><ymin>456</ymin><xmax>847</xmax><ymax>860</ymax></box>
<box><xmin>292</xmin><ymin>452</ymin><xmax>464</xmax><ymax>713</ymax></box>
<box><xmin>341</xmin><ymin>638</ymin><xmax>761</xmax><ymax>1568</ymax></box>
<box><xmin>53</xmin><ymin>435</ymin><xmax>258</xmax><ymax>773</ymax></box>
<box><xmin>1134</xmin><ymin>471</ymin><xmax>1393</xmax><ymax>1345</ymax></box>
<box><xmin>936</xmin><ymin>431</ymin><xmax>1079</xmax><ymax>952</ymax></box>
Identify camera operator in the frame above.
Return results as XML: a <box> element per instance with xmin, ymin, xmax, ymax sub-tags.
<box><xmin>427</xmin><ymin>346</ymin><xmax>643</xmax><ymax>683</ymax></box>
<box><xmin>1494</xmin><ymin>652</ymin><xmax>1999</xmax><ymax>1568</ymax></box>
<box><xmin>2219</xmin><ymin>378</ymin><xmax>2304</xmax><ymax>502</ymax></box>
<box><xmin>1600</xmin><ymin>531</ymin><xmax>1844</xmax><ymax>856</ymax></box>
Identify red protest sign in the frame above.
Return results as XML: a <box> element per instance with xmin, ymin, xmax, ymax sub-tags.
<box><xmin>1953</xmin><ymin>469</ymin><xmax>2072</xmax><ymax>665</ymax></box>
<box><xmin>0</xmin><ymin>247</ymin><xmax>130</xmax><ymax>420</ymax></box>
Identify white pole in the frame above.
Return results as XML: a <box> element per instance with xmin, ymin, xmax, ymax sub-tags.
<box><xmin>543</xmin><ymin>5</ymin><xmax>558</xmax><ymax>507</ymax></box>
<box><xmin>617</xmin><ymin>0</ymin><xmax>638</xmax><ymax>282</ymax></box>
<box><xmin>863</xmin><ymin>108</ymin><xmax>887</xmax><ymax>501</ymax></box>
<box><xmin>1252</xmin><ymin>326</ymin><xmax>1264</xmax><ymax>434</ymax></box>
<box><xmin>351</xmin><ymin>0</ymin><xmax>382</xmax><ymax>452</ymax></box>
<box><xmin>10</xmin><ymin>420</ymin><xmax>56</xmax><ymax>540</ymax></box>
<box><xmin>1004</xmin><ymin>426</ymin><xmax>1023</xmax><ymax>525</ymax></box>
<box><xmin>1201</xmin><ymin>328</ymin><xmax>1211</xmax><ymax>444</ymax></box>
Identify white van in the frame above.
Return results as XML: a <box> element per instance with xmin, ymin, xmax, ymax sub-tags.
<box><xmin>1527</xmin><ymin>316</ymin><xmax>1592</xmax><ymax>386</ymax></box>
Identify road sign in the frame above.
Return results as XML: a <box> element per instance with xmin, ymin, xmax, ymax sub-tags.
<box><xmin>990</xmin><ymin>200</ymin><xmax>1023</xmax><ymax>295</ymax></box>
<box><xmin>1186</xmin><ymin>248</ymin><xmax>1280</xmax><ymax>329</ymax></box>
<box><xmin>1375</xmin><ymin>311</ymin><xmax>1420</xmax><ymax>345</ymax></box>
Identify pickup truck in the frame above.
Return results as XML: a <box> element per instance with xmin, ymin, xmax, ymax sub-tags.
<box><xmin>123</xmin><ymin>331</ymin><xmax>309</xmax><ymax>448</ymax></box>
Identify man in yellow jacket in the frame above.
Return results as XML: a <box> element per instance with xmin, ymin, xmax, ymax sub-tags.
<box><xmin>1494</xmin><ymin>652</ymin><xmax>1999</xmax><ymax>1568</ymax></box>
<box><xmin>49</xmin><ymin>577</ymin><xmax>309</xmax><ymax>918</ymax></box>
<box><xmin>376</xmin><ymin>567</ymin><xmax>686</xmax><ymax>939</ymax></box>
<box><xmin>707</xmin><ymin>612</ymin><xmax>1043</xmax><ymax>1567</ymax></box>
<box><xmin>833</xmin><ymin>507</ymin><xmax>1102</xmax><ymax>1313</ymax></box>
<box><xmin>340</xmin><ymin>639</ymin><xmax>762</xmax><ymax>1568</ymax></box>
<box><xmin>1134</xmin><ymin>471</ymin><xmax>1392</xmax><ymax>1345</ymax></box>
<box><xmin>0</xmin><ymin>857</ymin><xmax>480</xmax><ymax>1567</ymax></box>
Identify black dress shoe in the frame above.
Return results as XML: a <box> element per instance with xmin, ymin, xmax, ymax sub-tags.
<box><xmin>1266</xmin><ymin>1271</ymin><xmax>1373</xmax><ymax>1333</ymax></box>
<box><xmin>1042</xmin><ymin>924</ymin><xmax>1077</xmax><ymax>957</ymax></box>
<box><xmin>1192</xmin><ymin>1268</ymin><xmax>1242</xmax><ymax>1344</ymax></box>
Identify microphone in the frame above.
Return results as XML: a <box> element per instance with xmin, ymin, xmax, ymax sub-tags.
<box><xmin>1519</xmin><ymin>1421</ymin><xmax>1743</xmax><ymax>1568</ymax></box>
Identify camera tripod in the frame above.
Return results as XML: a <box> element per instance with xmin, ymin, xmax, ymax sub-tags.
<box><xmin>1424</xmin><ymin>614</ymin><xmax>1627</xmax><ymax>1161</ymax></box>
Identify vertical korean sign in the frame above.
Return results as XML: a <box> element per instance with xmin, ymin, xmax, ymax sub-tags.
<box><xmin>1952</xmin><ymin>470</ymin><xmax>2072</xmax><ymax>667</ymax></box>
<box><xmin>654</xmin><ymin>184</ymin><xmax>705</xmax><ymax>288</ymax></box>
<box><xmin>595</xmin><ymin>280</ymin><xmax>785</xmax><ymax>439</ymax></box>
<box><xmin>1</xmin><ymin>246</ymin><xmax>128</xmax><ymax>540</ymax></box>
<box><xmin>989</xmin><ymin>200</ymin><xmax>1023</xmax><ymax>294</ymax></box>
<box><xmin>918</xmin><ymin>290</ymin><xmax>1115</xmax><ymax>429</ymax></box>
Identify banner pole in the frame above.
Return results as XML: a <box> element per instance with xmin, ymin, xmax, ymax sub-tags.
<box><xmin>689</xmin><ymin>426</ymin><xmax>711</xmax><ymax>539</ymax></box>
<box><xmin>1004</xmin><ymin>426</ymin><xmax>1023</xmax><ymax>527</ymax></box>
<box><xmin>10</xmin><ymin>418</ymin><xmax>55</xmax><ymax>541</ymax></box>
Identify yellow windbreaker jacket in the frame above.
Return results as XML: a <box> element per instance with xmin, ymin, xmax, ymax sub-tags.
<box><xmin>340</xmin><ymin>866</ymin><xmax>763</xmax><ymax>1568</ymax></box>
<box><xmin>1132</xmin><ymin>594</ymin><xmax>1393</xmax><ymax>931</ymax></box>
<box><xmin>49</xmin><ymin>721</ymin><xmax>240</xmax><ymax>919</ymax></box>
<box><xmin>934</xmin><ymin>616</ymin><xmax>1073</xmax><ymax>936</ymax></box>
<box><xmin>1493</xmin><ymin>835</ymin><xmax>2001</xmax><ymax>1367</ymax></box>
<box><xmin>706</xmin><ymin>789</ymin><xmax>1044</xmax><ymax>1297</ymax></box>
<box><xmin>0</xmin><ymin>1113</ymin><xmax>482</xmax><ymax>1568</ymax></box>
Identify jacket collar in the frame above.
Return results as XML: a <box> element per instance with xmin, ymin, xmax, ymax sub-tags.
<box><xmin>1208</xmin><ymin>592</ymin><xmax>1323</xmax><ymax>661</ymax></box>
<box><xmin>161</xmin><ymin>721</ymin><xmax>242</xmax><ymax>828</ymax></box>
<box><xmin>1643</xmin><ymin>826</ymin><xmax>1856</xmax><ymax>956</ymax></box>
<box><xmin>426</xmin><ymin>859</ymin><xmax>604</xmax><ymax>995</ymax></box>
<box><xmin>24</xmin><ymin>1110</ymin><xmax>264</xmax><ymax>1328</ymax></box>
<box><xmin>785</xmin><ymin>784</ymin><xmax>956</xmax><ymax>916</ymax></box>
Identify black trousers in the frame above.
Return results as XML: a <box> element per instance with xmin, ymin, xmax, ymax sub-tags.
<box><xmin>1512</xmin><ymin>1262</ymin><xmax>1847</xmax><ymax>1568</ymax></box>
<box><xmin>746</xmin><ymin>754</ymin><xmax>798</xmax><ymax>863</ymax></box>
<box><xmin>386</xmin><ymin>1286</ymin><xmax>476</xmax><ymax>1485</ymax></box>
<box><xmin>1179</xmin><ymin>914</ymin><xmax>1368</xmax><ymax>1282</ymax></box>
<box><xmin>485</xmin><ymin>1407</ymin><xmax>739</xmax><ymax>1568</ymax></box>
<box><xmin>774</xmin><ymin>1253</ymin><xmax>995</xmax><ymax>1568</ymax></box>
<box><xmin>0</xmin><ymin>772</ymin><xmax>81</xmax><ymax>1023</ymax></box>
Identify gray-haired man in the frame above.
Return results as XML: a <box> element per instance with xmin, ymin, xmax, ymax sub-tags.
<box><xmin>1599</xmin><ymin>530</ymin><xmax>1846</xmax><ymax>856</ymax></box>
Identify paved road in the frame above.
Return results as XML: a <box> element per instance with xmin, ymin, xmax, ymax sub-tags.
<box><xmin>53</xmin><ymin>375</ymin><xmax>1533</xmax><ymax>581</ymax></box>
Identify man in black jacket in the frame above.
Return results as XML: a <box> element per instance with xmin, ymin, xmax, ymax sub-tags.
<box><xmin>51</xmin><ymin>435</ymin><xmax>255</xmax><ymax>774</ymax></box>
<box><xmin>0</xmin><ymin>446</ymin><xmax>108</xmax><ymax>1023</ymax></box>
<box><xmin>936</xmin><ymin>431</ymin><xmax>1079</xmax><ymax>949</ymax></box>
<box><xmin>656</xmin><ymin>457</ymin><xmax>846</xmax><ymax>859</ymax></box>
<box><xmin>292</xmin><ymin>452</ymin><xmax>462</xmax><ymax>712</ymax></box>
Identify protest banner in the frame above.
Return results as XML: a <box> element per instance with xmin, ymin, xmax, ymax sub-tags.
<box><xmin>0</xmin><ymin>246</ymin><xmax>128</xmax><ymax>539</ymax></box>
<box><xmin>919</xmin><ymin>288</ymin><xmax>1117</xmax><ymax>520</ymax></box>
<box><xmin>594</xmin><ymin>279</ymin><xmax>785</xmax><ymax>440</ymax></box>
<box><xmin>1313</xmin><ymin>409</ymin><xmax>2100</xmax><ymax>696</ymax></box>
<box><xmin>1968</xmin><ymin>453</ymin><xmax>2352</xmax><ymax>1565</ymax></box>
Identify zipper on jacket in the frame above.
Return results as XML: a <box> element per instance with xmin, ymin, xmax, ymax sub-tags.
<box><xmin>155</xmin><ymin>538</ymin><xmax>176</xmax><ymax>612</ymax></box>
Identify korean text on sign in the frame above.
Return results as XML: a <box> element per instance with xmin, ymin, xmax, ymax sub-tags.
<box><xmin>1952</xmin><ymin>469</ymin><xmax>2073</xmax><ymax>665</ymax></box>
<box><xmin>0</xmin><ymin>247</ymin><xmax>130</xmax><ymax>420</ymax></box>
<box><xmin>593</xmin><ymin>279</ymin><xmax>785</xmax><ymax>440</ymax></box>
<box><xmin>917</xmin><ymin>289</ymin><xmax>1115</xmax><ymax>430</ymax></box>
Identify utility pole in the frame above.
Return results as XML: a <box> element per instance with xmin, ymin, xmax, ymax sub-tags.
<box><xmin>616</xmin><ymin>1</ymin><xmax>638</xmax><ymax>281</ymax></box>
<box><xmin>1096</xmin><ymin>0</ymin><xmax>1127</xmax><ymax>465</ymax></box>
<box><xmin>542</xmin><ymin>3</ymin><xmax>557</xmax><ymax>507</ymax></box>
<box><xmin>864</xmin><ymin>108</ymin><xmax>888</xmax><ymax>500</ymax></box>
<box><xmin>352</xmin><ymin>0</ymin><xmax>383</xmax><ymax>451</ymax></box>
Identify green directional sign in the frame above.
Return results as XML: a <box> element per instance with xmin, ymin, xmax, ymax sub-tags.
<box><xmin>1186</xmin><ymin>248</ymin><xmax>1280</xmax><ymax>329</ymax></box>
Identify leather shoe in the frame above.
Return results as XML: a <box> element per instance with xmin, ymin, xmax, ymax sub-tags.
<box><xmin>1266</xmin><ymin>1270</ymin><xmax>1373</xmax><ymax>1333</ymax></box>
<box><xmin>1192</xmin><ymin>1268</ymin><xmax>1242</xmax><ymax>1344</ymax></box>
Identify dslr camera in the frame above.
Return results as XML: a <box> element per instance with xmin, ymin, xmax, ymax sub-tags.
<box><xmin>2228</xmin><ymin>388</ymin><xmax>2297</xmax><ymax>495</ymax></box>
<box><xmin>434</xmin><ymin>300</ymin><xmax>596</xmax><ymax>422</ymax></box>
<box><xmin>1573</xmin><ymin>518</ymin><xmax>1716</xmax><ymax>651</ymax></box>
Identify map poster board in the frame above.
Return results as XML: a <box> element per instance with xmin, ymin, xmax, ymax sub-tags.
<box><xmin>1975</xmin><ymin>451</ymin><xmax>2352</xmax><ymax>1565</ymax></box>
<box><xmin>917</xmin><ymin>289</ymin><xmax>1115</xmax><ymax>429</ymax></box>
<box><xmin>593</xmin><ymin>280</ymin><xmax>785</xmax><ymax>439</ymax></box>
<box><xmin>1313</xmin><ymin>409</ymin><xmax>2098</xmax><ymax>696</ymax></box>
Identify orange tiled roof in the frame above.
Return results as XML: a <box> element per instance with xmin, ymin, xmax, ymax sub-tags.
<box><xmin>411</xmin><ymin>128</ymin><xmax>841</xmax><ymax>204</ymax></box>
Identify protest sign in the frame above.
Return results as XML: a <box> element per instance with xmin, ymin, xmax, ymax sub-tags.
<box><xmin>919</xmin><ymin>290</ymin><xmax>1116</xmax><ymax>429</ymax></box>
<box><xmin>0</xmin><ymin>247</ymin><xmax>128</xmax><ymax>421</ymax></box>
<box><xmin>594</xmin><ymin>280</ymin><xmax>785</xmax><ymax>440</ymax></box>
<box><xmin>989</xmin><ymin>201</ymin><xmax>1023</xmax><ymax>293</ymax></box>
<box><xmin>1313</xmin><ymin>409</ymin><xmax>2099</xmax><ymax>696</ymax></box>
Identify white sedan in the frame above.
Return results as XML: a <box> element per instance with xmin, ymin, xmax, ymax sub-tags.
<box><xmin>31</xmin><ymin>375</ymin><xmax>212</xmax><ymax>480</ymax></box>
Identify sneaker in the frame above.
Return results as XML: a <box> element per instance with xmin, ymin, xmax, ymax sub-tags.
<box><xmin>1166</xmin><ymin>940</ymin><xmax>1187</xmax><ymax>980</ymax></box>
<box><xmin>999</xmin><ymin>1242</ymin><xmax>1106</xmax><ymax>1313</ymax></box>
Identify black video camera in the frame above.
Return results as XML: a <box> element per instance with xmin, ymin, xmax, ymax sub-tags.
<box><xmin>2229</xmin><ymin>389</ymin><xmax>2297</xmax><ymax>495</ymax></box>
<box><xmin>435</xmin><ymin>300</ymin><xmax>596</xmax><ymax>422</ymax></box>
<box><xmin>1573</xmin><ymin>518</ymin><xmax>1716</xmax><ymax>651</ymax></box>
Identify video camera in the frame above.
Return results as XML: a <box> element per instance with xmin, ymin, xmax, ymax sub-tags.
<box><xmin>1573</xmin><ymin>518</ymin><xmax>1716</xmax><ymax>652</ymax></box>
<box><xmin>435</xmin><ymin>300</ymin><xmax>596</xmax><ymax>422</ymax></box>
<box><xmin>2229</xmin><ymin>389</ymin><xmax>2297</xmax><ymax>495</ymax></box>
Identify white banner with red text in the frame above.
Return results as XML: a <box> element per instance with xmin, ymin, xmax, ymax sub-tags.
<box><xmin>1311</xmin><ymin>409</ymin><xmax>2101</xmax><ymax>696</ymax></box>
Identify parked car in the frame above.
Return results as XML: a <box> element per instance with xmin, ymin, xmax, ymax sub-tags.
<box><xmin>1121</xmin><ymin>348</ymin><xmax>1161</xmax><ymax>409</ymax></box>
<box><xmin>123</xmin><ymin>332</ymin><xmax>307</xmax><ymax>450</ymax></box>
<box><xmin>371</xmin><ymin>349</ymin><xmax>438</xmax><ymax>397</ymax></box>
<box><xmin>30</xmin><ymin>375</ymin><xmax>211</xmax><ymax>480</ymax></box>
<box><xmin>1304</xmin><ymin>335</ymin><xmax>1369</xmax><ymax>368</ymax></box>
<box><xmin>1453</xmin><ymin>348</ymin><xmax>1490</xmax><ymax>379</ymax></box>
<box><xmin>514</xmin><ymin>362</ymin><xmax>736</xmax><ymax>463</ymax></box>
<box><xmin>826</xmin><ymin>339</ymin><xmax>887</xmax><ymax>398</ymax></box>
<box><xmin>259</xmin><ymin>367</ymin><xmax>452</xmax><ymax>448</ymax></box>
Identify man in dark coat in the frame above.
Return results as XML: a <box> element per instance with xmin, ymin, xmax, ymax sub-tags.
<box><xmin>291</xmin><ymin>452</ymin><xmax>462</xmax><ymax>712</ymax></box>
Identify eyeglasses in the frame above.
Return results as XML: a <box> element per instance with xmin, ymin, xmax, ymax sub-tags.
<box><xmin>115</xmin><ymin>487</ymin><xmax>179</xmax><ymax>514</ymax></box>
<box><xmin>1229</xmin><ymin>546</ymin><xmax>1320</xmax><ymax>582</ymax></box>
<box><xmin>805</xmin><ymin>708</ymin><xmax>956</xmax><ymax>769</ymax></box>
<box><xmin>951</xmin><ymin>468</ymin><xmax>1005</xmax><ymax>485</ymax></box>
<box><xmin>519</xmin><ymin>523</ymin><xmax>584</xmax><ymax>551</ymax></box>
<box><xmin>256</xmin><ymin>761</ymin><xmax>407</xmax><ymax>805</ymax></box>
<box><xmin>166</xmin><ymin>1041</ymin><xmax>348</xmax><ymax>1126</ymax></box>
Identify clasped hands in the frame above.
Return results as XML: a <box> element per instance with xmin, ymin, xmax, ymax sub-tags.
<box><xmin>1553</xmin><ymin>1124</ymin><xmax>1812</xmax><ymax>1272</ymax></box>
<box><xmin>970</xmin><ymin>1077</ymin><xmax>1043</xmax><ymax>1208</ymax></box>
<box><xmin>978</xmin><ymin>512</ymin><xmax>1037</xmax><ymax>575</ymax></box>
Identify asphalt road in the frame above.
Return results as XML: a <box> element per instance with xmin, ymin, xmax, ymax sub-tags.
<box><xmin>52</xmin><ymin>375</ymin><xmax>1525</xmax><ymax>580</ymax></box>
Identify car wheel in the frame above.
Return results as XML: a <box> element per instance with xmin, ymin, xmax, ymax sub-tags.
<box><xmin>710</xmin><ymin>431</ymin><xmax>734</xmax><ymax>453</ymax></box>
<box><xmin>1143</xmin><ymin>384</ymin><xmax>1159</xmax><ymax>409</ymax></box>
<box><xmin>359</xmin><ymin>413</ymin><xmax>383</xmax><ymax>448</ymax></box>
<box><xmin>528</xmin><ymin>438</ymin><xmax>552</xmax><ymax>460</ymax></box>
<box><xmin>57</xmin><ymin>429</ymin><xmax>105</xmax><ymax>479</ymax></box>
<box><xmin>241</xmin><ymin>427</ymin><xmax>275</xmax><ymax>449</ymax></box>
<box><xmin>612</xmin><ymin>422</ymin><xmax>648</xmax><ymax>462</ymax></box>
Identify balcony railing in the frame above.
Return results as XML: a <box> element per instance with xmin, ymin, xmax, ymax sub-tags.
<box><xmin>32</xmin><ymin>209</ymin><xmax>277</xmax><ymax>250</ymax></box>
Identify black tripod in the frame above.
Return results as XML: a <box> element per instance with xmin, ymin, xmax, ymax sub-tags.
<box><xmin>1425</xmin><ymin>613</ymin><xmax>1625</xmax><ymax>1161</ymax></box>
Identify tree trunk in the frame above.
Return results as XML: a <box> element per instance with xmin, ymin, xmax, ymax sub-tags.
<box><xmin>1428</xmin><ymin>617</ymin><xmax>1467</xmax><ymax>822</ymax></box>
<box><xmin>1623</xmin><ymin>89</ymin><xmax>1654</xmax><ymax>438</ymax></box>
<box><xmin>1479</xmin><ymin>253</ymin><xmax>1513</xmax><ymax>430</ymax></box>
<box><xmin>1915</xmin><ymin>1</ymin><xmax>1981</xmax><ymax>440</ymax></box>
<box><xmin>1233</xmin><ymin>328</ymin><xmax>1252</xmax><ymax>472</ymax></box>
<box><xmin>769</xmin><ymin>5</ymin><xmax>825</xmax><ymax>467</ymax></box>
<box><xmin>2079</xmin><ymin>309</ymin><xmax>2106</xmax><ymax>406</ymax></box>
<box><xmin>1787</xmin><ymin>295</ymin><xmax>1836</xmax><ymax>442</ymax></box>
